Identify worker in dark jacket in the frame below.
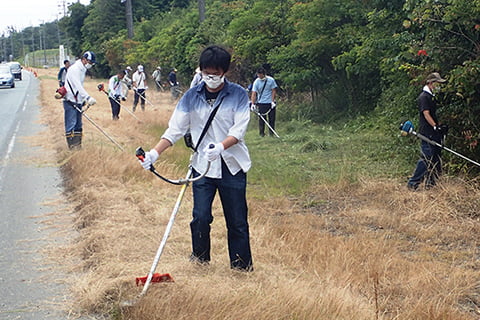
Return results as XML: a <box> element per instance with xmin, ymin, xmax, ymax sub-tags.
<box><xmin>407</xmin><ymin>72</ymin><xmax>447</xmax><ymax>190</ymax></box>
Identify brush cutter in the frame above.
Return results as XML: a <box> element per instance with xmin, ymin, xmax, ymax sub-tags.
<box><xmin>121</xmin><ymin>146</ymin><xmax>213</xmax><ymax>307</ymax></box>
<box><xmin>400</xmin><ymin>120</ymin><xmax>480</xmax><ymax>168</ymax></box>
<box><xmin>71</xmin><ymin>103</ymin><xmax>124</xmax><ymax>151</ymax></box>
<box><xmin>97</xmin><ymin>83</ymin><xmax>143</xmax><ymax>123</ymax></box>
<box><xmin>250</xmin><ymin>104</ymin><xmax>280</xmax><ymax>138</ymax></box>
<box><xmin>136</xmin><ymin>147</ymin><xmax>211</xmax><ymax>185</ymax></box>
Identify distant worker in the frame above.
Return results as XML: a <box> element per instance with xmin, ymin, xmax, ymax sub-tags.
<box><xmin>152</xmin><ymin>66</ymin><xmax>163</xmax><ymax>91</ymax></box>
<box><xmin>124</xmin><ymin>66</ymin><xmax>133</xmax><ymax>87</ymax></box>
<box><xmin>121</xmin><ymin>66</ymin><xmax>133</xmax><ymax>98</ymax></box>
<box><xmin>190</xmin><ymin>67</ymin><xmax>203</xmax><ymax>88</ymax></box>
<box><xmin>63</xmin><ymin>51</ymin><xmax>96</xmax><ymax>149</ymax></box>
<box><xmin>168</xmin><ymin>68</ymin><xmax>180</xmax><ymax>99</ymax></box>
<box><xmin>132</xmin><ymin>65</ymin><xmax>148</xmax><ymax>112</ymax></box>
<box><xmin>407</xmin><ymin>72</ymin><xmax>447</xmax><ymax>190</ymax></box>
<box><xmin>57</xmin><ymin>59</ymin><xmax>70</xmax><ymax>87</ymax></box>
<box><xmin>250</xmin><ymin>67</ymin><xmax>278</xmax><ymax>137</ymax></box>
<box><xmin>108</xmin><ymin>71</ymin><xmax>126</xmax><ymax>120</ymax></box>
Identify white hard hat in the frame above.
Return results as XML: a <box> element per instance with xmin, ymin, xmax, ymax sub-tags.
<box><xmin>138</xmin><ymin>65</ymin><xmax>144</xmax><ymax>72</ymax></box>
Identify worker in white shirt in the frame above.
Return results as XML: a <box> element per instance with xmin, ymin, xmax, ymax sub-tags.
<box><xmin>63</xmin><ymin>51</ymin><xmax>97</xmax><ymax>149</ymax></box>
<box><xmin>132</xmin><ymin>65</ymin><xmax>148</xmax><ymax>112</ymax></box>
<box><xmin>108</xmin><ymin>71</ymin><xmax>126</xmax><ymax>120</ymax></box>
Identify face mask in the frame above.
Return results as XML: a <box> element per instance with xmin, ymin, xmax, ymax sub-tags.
<box><xmin>85</xmin><ymin>63</ymin><xmax>93</xmax><ymax>70</ymax></box>
<box><xmin>203</xmin><ymin>74</ymin><xmax>224</xmax><ymax>89</ymax></box>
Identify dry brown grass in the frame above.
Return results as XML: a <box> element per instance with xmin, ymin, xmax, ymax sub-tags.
<box><xmin>33</xmin><ymin>68</ymin><xmax>480</xmax><ymax>320</ymax></box>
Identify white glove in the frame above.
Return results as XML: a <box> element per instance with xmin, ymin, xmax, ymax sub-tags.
<box><xmin>203</xmin><ymin>143</ymin><xmax>224</xmax><ymax>162</ymax></box>
<box><xmin>140</xmin><ymin>149</ymin><xmax>159</xmax><ymax>170</ymax></box>
<box><xmin>86</xmin><ymin>96</ymin><xmax>96</xmax><ymax>106</ymax></box>
<box><xmin>250</xmin><ymin>103</ymin><xmax>257</xmax><ymax>112</ymax></box>
<box><xmin>271</xmin><ymin>101</ymin><xmax>276</xmax><ymax>109</ymax></box>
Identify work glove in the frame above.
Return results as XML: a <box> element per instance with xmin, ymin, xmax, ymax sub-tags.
<box><xmin>434</xmin><ymin>124</ymin><xmax>449</xmax><ymax>135</ymax></box>
<box><xmin>204</xmin><ymin>142</ymin><xmax>224</xmax><ymax>162</ymax></box>
<box><xmin>86</xmin><ymin>96</ymin><xmax>96</xmax><ymax>106</ymax></box>
<box><xmin>114</xmin><ymin>94</ymin><xmax>121</xmax><ymax>100</ymax></box>
<box><xmin>271</xmin><ymin>101</ymin><xmax>276</xmax><ymax>109</ymax></box>
<box><xmin>139</xmin><ymin>149</ymin><xmax>159</xmax><ymax>170</ymax></box>
<box><xmin>250</xmin><ymin>103</ymin><xmax>257</xmax><ymax>112</ymax></box>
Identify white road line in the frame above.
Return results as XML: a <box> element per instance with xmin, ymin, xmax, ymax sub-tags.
<box><xmin>0</xmin><ymin>121</ymin><xmax>22</xmax><ymax>192</ymax></box>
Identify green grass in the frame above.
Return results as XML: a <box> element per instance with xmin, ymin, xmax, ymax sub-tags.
<box><xmin>246</xmin><ymin>118</ymin><xmax>416</xmax><ymax>197</ymax></box>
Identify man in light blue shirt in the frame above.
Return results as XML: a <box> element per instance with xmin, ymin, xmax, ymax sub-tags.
<box><xmin>251</xmin><ymin>67</ymin><xmax>278</xmax><ymax>136</ymax></box>
<box><xmin>139</xmin><ymin>45</ymin><xmax>253</xmax><ymax>271</ymax></box>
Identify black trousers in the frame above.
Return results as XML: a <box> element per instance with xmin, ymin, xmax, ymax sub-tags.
<box><xmin>109</xmin><ymin>97</ymin><xmax>121</xmax><ymax>120</ymax></box>
<box><xmin>257</xmin><ymin>103</ymin><xmax>276</xmax><ymax>136</ymax></box>
<box><xmin>133</xmin><ymin>89</ymin><xmax>145</xmax><ymax>111</ymax></box>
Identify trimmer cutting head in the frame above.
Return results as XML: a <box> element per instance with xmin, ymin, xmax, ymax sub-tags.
<box><xmin>135</xmin><ymin>273</ymin><xmax>174</xmax><ymax>286</ymax></box>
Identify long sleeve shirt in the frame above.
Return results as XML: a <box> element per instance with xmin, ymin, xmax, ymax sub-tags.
<box><xmin>64</xmin><ymin>59</ymin><xmax>90</xmax><ymax>104</ymax></box>
<box><xmin>161</xmin><ymin>80</ymin><xmax>251</xmax><ymax>178</ymax></box>
<box><xmin>57</xmin><ymin>67</ymin><xmax>67</xmax><ymax>82</ymax></box>
<box><xmin>108</xmin><ymin>75</ymin><xmax>124</xmax><ymax>99</ymax></box>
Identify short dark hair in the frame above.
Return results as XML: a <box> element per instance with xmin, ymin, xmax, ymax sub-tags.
<box><xmin>199</xmin><ymin>45</ymin><xmax>231</xmax><ymax>73</ymax></box>
<box><xmin>256</xmin><ymin>67</ymin><xmax>266</xmax><ymax>75</ymax></box>
<box><xmin>64</xmin><ymin>60</ymin><xmax>70</xmax><ymax>64</ymax></box>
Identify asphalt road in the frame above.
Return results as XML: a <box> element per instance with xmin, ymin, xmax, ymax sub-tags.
<box><xmin>0</xmin><ymin>70</ymin><xmax>74</xmax><ymax>319</ymax></box>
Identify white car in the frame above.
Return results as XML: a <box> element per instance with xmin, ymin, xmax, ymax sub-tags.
<box><xmin>0</xmin><ymin>65</ymin><xmax>15</xmax><ymax>88</ymax></box>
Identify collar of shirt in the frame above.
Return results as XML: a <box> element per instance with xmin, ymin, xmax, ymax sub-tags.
<box><xmin>423</xmin><ymin>85</ymin><xmax>434</xmax><ymax>96</ymax></box>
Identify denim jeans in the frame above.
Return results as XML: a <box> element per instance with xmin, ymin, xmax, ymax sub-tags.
<box><xmin>63</xmin><ymin>100</ymin><xmax>83</xmax><ymax>134</ymax></box>
<box><xmin>191</xmin><ymin>160</ymin><xmax>253</xmax><ymax>270</ymax></box>
<box><xmin>408</xmin><ymin>139</ymin><xmax>442</xmax><ymax>188</ymax></box>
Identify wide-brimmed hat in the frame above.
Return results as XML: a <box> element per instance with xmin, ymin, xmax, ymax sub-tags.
<box><xmin>426</xmin><ymin>72</ymin><xmax>446</xmax><ymax>83</ymax></box>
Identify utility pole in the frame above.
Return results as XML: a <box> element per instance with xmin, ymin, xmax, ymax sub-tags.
<box><xmin>42</xmin><ymin>24</ymin><xmax>47</xmax><ymax>65</ymax></box>
<box><xmin>31</xmin><ymin>27</ymin><xmax>35</xmax><ymax>67</ymax></box>
<box><xmin>9</xmin><ymin>27</ymin><xmax>14</xmax><ymax>60</ymax></box>
<box><xmin>198</xmin><ymin>0</ymin><xmax>205</xmax><ymax>23</ymax></box>
<box><xmin>124</xmin><ymin>0</ymin><xmax>134</xmax><ymax>39</ymax></box>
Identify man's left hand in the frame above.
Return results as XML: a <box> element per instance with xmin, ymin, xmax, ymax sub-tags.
<box><xmin>204</xmin><ymin>142</ymin><xmax>224</xmax><ymax>162</ymax></box>
<box><xmin>271</xmin><ymin>101</ymin><xmax>276</xmax><ymax>109</ymax></box>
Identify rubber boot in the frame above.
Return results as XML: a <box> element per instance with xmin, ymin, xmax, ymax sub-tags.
<box><xmin>66</xmin><ymin>131</ymin><xmax>75</xmax><ymax>149</ymax></box>
<box><xmin>71</xmin><ymin>130</ymin><xmax>83</xmax><ymax>149</ymax></box>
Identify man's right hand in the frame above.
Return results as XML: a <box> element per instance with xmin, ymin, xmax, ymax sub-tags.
<box><xmin>140</xmin><ymin>149</ymin><xmax>159</xmax><ymax>170</ymax></box>
<box><xmin>86</xmin><ymin>96</ymin><xmax>96</xmax><ymax>106</ymax></box>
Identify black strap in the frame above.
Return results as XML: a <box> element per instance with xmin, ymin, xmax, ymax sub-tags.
<box><xmin>66</xmin><ymin>80</ymin><xmax>79</xmax><ymax>103</ymax></box>
<box><xmin>193</xmin><ymin>96</ymin><xmax>225</xmax><ymax>152</ymax></box>
<box><xmin>256</xmin><ymin>78</ymin><xmax>268</xmax><ymax>103</ymax></box>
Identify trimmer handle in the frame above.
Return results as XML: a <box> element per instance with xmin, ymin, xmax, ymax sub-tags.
<box><xmin>136</xmin><ymin>146</ymin><xmax>155</xmax><ymax>171</ymax></box>
<box><xmin>135</xmin><ymin>146</ymin><xmax>145</xmax><ymax>161</ymax></box>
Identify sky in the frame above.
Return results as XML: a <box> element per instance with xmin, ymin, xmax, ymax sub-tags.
<box><xmin>0</xmin><ymin>0</ymin><xmax>91</xmax><ymax>34</ymax></box>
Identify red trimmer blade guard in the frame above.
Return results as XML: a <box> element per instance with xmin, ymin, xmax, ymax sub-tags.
<box><xmin>135</xmin><ymin>273</ymin><xmax>174</xmax><ymax>286</ymax></box>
